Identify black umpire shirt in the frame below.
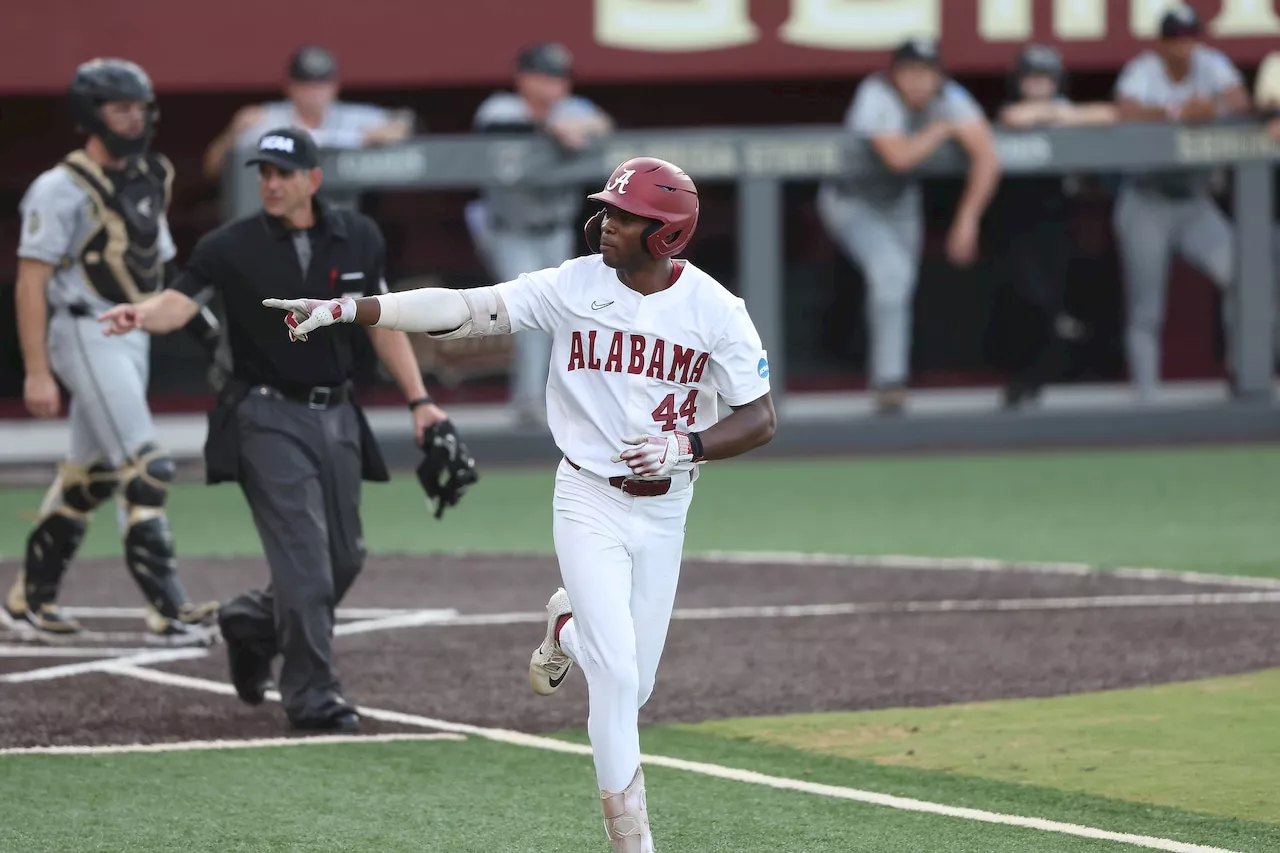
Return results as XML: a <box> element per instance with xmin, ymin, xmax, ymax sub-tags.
<box><xmin>169</xmin><ymin>196</ymin><xmax>388</xmax><ymax>396</ymax></box>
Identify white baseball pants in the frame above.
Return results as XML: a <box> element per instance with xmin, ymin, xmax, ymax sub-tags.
<box><xmin>551</xmin><ymin>458</ymin><xmax>695</xmax><ymax>793</ymax></box>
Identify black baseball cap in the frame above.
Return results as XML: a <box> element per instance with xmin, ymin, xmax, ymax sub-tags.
<box><xmin>245</xmin><ymin>127</ymin><xmax>320</xmax><ymax>171</ymax></box>
<box><xmin>891</xmin><ymin>37</ymin><xmax>942</xmax><ymax>67</ymax></box>
<box><xmin>288</xmin><ymin>45</ymin><xmax>337</xmax><ymax>82</ymax></box>
<box><xmin>517</xmin><ymin>42</ymin><xmax>573</xmax><ymax>77</ymax></box>
<box><xmin>1160</xmin><ymin>4</ymin><xmax>1202</xmax><ymax>38</ymax></box>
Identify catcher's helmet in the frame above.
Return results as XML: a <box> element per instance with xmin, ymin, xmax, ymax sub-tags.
<box><xmin>584</xmin><ymin>157</ymin><xmax>699</xmax><ymax>259</ymax></box>
<box><xmin>1008</xmin><ymin>43</ymin><xmax>1068</xmax><ymax>99</ymax></box>
<box><xmin>68</xmin><ymin>58</ymin><xmax>158</xmax><ymax>160</ymax></box>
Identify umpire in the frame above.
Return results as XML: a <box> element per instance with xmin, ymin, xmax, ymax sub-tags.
<box><xmin>99</xmin><ymin>127</ymin><xmax>477</xmax><ymax>733</ymax></box>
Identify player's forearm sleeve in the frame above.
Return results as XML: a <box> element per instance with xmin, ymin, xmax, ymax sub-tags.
<box><xmin>372</xmin><ymin>286</ymin><xmax>511</xmax><ymax>338</ymax></box>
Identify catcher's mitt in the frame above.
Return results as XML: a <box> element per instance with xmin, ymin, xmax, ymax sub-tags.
<box><xmin>416</xmin><ymin>419</ymin><xmax>479</xmax><ymax>519</ymax></box>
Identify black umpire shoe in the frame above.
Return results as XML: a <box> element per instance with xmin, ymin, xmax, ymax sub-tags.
<box><xmin>289</xmin><ymin>708</ymin><xmax>361</xmax><ymax>735</ymax></box>
<box><xmin>217</xmin><ymin>611</ymin><xmax>274</xmax><ymax>705</ymax></box>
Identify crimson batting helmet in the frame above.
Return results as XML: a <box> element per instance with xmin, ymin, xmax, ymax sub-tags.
<box><xmin>584</xmin><ymin>157</ymin><xmax>699</xmax><ymax>258</ymax></box>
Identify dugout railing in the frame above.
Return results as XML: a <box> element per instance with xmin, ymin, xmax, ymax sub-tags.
<box><xmin>219</xmin><ymin>121</ymin><xmax>1280</xmax><ymax>407</ymax></box>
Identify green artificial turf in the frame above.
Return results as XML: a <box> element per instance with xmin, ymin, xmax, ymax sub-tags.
<box><xmin>3</xmin><ymin>730</ymin><xmax>1276</xmax><ymax>853</ymax></box>
<box><xmin>0</xmin><ymin>445</ymin><xmax>1275</xmax><ymax>578</ymax></box>
<box><xmin>683</xmin><ymin>668</ymin><xmax>1280</xmax><ymax>825</ymax></box>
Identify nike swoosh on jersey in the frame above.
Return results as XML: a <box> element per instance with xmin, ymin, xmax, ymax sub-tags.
<box><xmin>591</xmin><ymin>300</ymin><xmax>614</xmax><ymax>310</ymax></box>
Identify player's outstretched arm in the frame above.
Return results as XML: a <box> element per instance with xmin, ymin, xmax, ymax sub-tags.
<box><xmin>99</xmin><ymin>289</ymin><xmax>202</xmax><ymax>336</ymax></box>
<box><xmin>263</xmin><ymin>285</ymin><xmax>512</xmax><ymax>341</ymax></box>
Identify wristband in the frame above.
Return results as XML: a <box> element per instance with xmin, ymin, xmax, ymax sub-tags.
<box><xmin>408</xmin><ymin>395</ymin><xmax>434</xmax><ymax>410</ymax></box>
<box><xmin>687</xmin><ymin>430</ymin><xmax>705</xmax><ymax>463</ymax></box>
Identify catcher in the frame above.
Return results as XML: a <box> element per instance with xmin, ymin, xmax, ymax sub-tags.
<box><xmin>98</xmin><ymin>126</ymin><xmax>477</xmax><ymax>733</ymax></box>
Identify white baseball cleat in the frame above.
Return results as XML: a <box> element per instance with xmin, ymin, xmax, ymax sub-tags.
<box><xmin>529</xmin><ymin>587</ymin><xmax>574</xmax><ymax>696</ymax></box>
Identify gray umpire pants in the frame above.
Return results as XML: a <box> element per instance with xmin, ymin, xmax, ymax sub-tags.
<box><xmin>1112</xmin><ymin>184</ymin><xmax>1236</xmax><ymax>400</ymax></box>
<box><xmin>221</xmin><ymin>388</ymin><xmax>366</xmax><ymax>722</ymax></box>
<box><xmin>817</xmin><ymin>184</ymin><xmax>924</xmax><ymax>388</ymax></box>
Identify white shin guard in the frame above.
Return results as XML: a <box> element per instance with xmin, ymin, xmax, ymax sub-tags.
<box><xmin>601</xmin><ymin>766</ymin><xmax>655</xmax><ymax>852</ymax></box>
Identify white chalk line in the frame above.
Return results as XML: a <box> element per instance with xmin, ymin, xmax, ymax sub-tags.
<box><xmin>3</xmin><ymin>593</ymin><xmax>1274</xmax><ymax>667</ymax></box>
<box><xmin>101</xmin><ymin>663</ymin><xmax>1244</xmax><ymax>853</ymax></box>
<box><xmin>61</xmin><ymin>606</ymin><xmax>424</xmax><ymax>620</ymax></box>
<box><xmin>315</xmin><ymin>591</ymin><xmax>1280</xmax><ymax>631</ymax></box>
<box><xmin>0</xmin><ymin>648</ymin><xmax>208</xmax><ymax>683</ymax></box>
<box><xmin>0</xmin><ymin>732</ymin><xmax>466</xmax><ymax>756</ymax></box>
<box><xmin>692</xmin><ymin>551</ymin><xmax>1280</xmax><ymax>590</ymax></box>
<box><xmin>0</xmin><ymin>608</ymin><xmax>455</xmax><ymax>682</ymax></box>
<box><xmin>332</xmin><ymin>608</ymin><xmax>458</xmax><ymax>637</ymax></box>
<box><xmin>0</xmin><ymin>645</ymin><xmax>177</xmax><ymax>659</ymax></box>
<box><xmin>0</xmin><ymin>628</ymin><xmax>198</xmax><ymax>645</ymax></box>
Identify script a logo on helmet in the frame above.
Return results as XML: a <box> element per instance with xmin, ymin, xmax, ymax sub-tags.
<box><xmin>605</xmin><ymin>168</ymin><xmax>636</xmax><ymax>194</ymax></box>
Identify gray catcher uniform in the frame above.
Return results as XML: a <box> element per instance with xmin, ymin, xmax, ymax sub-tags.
<box><xmin>5</xmin><ymin>59</ymin><xmax>217</xmax><ymax>642</ymax></box>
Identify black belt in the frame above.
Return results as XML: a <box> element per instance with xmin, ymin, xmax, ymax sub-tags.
<box><xmin>250</xmin><ymin>382</ymin><xmax>352</xmax><ymax>409</ymax></box>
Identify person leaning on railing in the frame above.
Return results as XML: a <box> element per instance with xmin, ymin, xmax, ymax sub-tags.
<box><xmin>994</xmin><ymin>44</ymin><xmax>1118</xmax><ymax>411</ymax></box>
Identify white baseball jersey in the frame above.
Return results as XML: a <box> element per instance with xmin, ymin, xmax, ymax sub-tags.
<box><xmin>495</xmin><ymin>255</ymin><xmax>772</xmax><ymax>478</ymax></box>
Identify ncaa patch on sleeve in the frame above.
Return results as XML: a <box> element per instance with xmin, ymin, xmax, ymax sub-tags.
<box><xmin>757</xmin><ymin>356</ymin><xmax>770</xmax><ymax>378</ymax></box>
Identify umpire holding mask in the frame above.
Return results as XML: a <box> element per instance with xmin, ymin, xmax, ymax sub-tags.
<box><xmin>100</xmin><ymin>127</ymin><xmax>477</xmax><ymax>733</ymax></box>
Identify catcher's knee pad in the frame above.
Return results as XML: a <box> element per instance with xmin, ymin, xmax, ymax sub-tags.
<box><xmin>120</xmin><ymin>443</ymin><xmax>191</xmax><ymax>621</ymax></box>
<box><xmin>21</xmin><ymin>460</ymin><xmax>118</xmax><ymax>609</ymax></box>
<box><xmin>122</xmin><ymin>442</ymin><xmax>175</xmax><ymax>509</ymax></box>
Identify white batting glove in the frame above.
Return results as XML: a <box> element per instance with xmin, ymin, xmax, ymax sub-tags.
<box><xmin>261</xmin><ymin>297</ymin><xmax>356</xmax><ymax>342</ymax></box>
<box><xmin>611</xmin><ymin>432</ymin><xmax>695</xmax><ymax>478</ymax></box>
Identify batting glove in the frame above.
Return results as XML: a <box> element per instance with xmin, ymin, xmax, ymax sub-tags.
<box><xmin>261</xmin><ymin>297</ymin><xmax>356</xmax><ymax>342</ymax></box>
<box><xmin>612</xmin><ymin>432</ymin><xmax>697</xmax><ymax>478</ymax></box>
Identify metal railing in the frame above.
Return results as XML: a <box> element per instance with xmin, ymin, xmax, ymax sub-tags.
<box><xmin>221</xmin><ymin>120</ymin><xmax>1280</xmax><ymax>405</ymax></box>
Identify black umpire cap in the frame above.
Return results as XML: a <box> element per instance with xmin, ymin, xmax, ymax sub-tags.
<box><xmin>288</xmin><ymin>45</ymin><xmax>338</xmax><ymax>82</ymax></box>
<box><xmin>1160</xmin><ymin>4</ymin><xmax>1202</xmax><ymax>38</ymax></box>
<box><xmin>246</xmin><ymin>127</ymin><xmax>320</xmax><ymax>171</ymax></box>
<box><xmin>517</xmin><ymin>42</ymin><xmax>573</xmax><ymax>77</ymax></box>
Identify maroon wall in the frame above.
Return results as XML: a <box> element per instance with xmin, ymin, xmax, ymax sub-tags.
<box><xmin>4</xmin><ymin>0</ymin><xmax>1280</xmax><ymax>94</ymax></box>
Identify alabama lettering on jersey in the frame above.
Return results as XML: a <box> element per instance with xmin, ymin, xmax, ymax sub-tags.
<box><xmin>494</xmin><ymin>255</ymin><xmax>771</xmax><ymax>478</ymax></box>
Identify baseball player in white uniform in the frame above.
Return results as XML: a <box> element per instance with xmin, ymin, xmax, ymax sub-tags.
<box><xmin>262</xmin><ymin>157</ymin><xmax>778</xmax><ymax>851</ymax></box>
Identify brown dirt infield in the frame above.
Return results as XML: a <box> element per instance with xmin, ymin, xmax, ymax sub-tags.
<box><xmin>1</xmin><ymin>554</ymin><xmax>1278</xmax><ymax>749</ymax></box>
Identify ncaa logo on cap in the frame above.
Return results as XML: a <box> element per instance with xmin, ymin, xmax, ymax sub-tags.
<box><xmin>261</xmin><ymin>135</ymin><xmax>296</xmax><ymax>153</ymax></box>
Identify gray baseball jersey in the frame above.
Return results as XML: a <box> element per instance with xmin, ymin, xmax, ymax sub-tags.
<box><xmin>472</xmin><ymin>92</ymin><xmax>610</xmax><ymax>231</ymax></box>
<box><xmin>1114</xmin><ymin>45</ymin><xmax>1244</xmax><ymax>196</ymax></box>
<box><xmin>19</xmin><ymin>154</ymin><xmax>176</xmax><ymax>316</ymax></box>
<box><xmin>18</xmin><ymin>152</ymin><xmax>177</xmax><ymax>467</ymax></box>
<box><xmin>825</xmin><ymin>73</ymin><xmax>984</xmax><ymax>209</ymax></box>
